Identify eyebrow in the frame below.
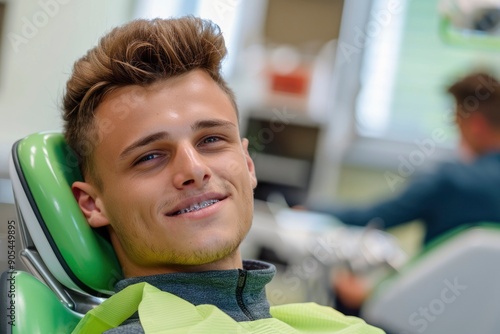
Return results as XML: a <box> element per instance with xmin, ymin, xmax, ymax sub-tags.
<box><xmin>119</xmin><ymin>131</ymin><xmax>170</xmax><ymax>160</ymax></box>
<box><xmin>191</xmin><ymin>119</ymin><xmax>237</xmax><ymax>132</ymax></box>
<box><xmin>119</xmin><ymin>119</ymin><xmax>237</xmax><ymax>160</ymax></box>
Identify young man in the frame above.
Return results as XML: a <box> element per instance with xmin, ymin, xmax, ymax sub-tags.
<box><xmin>64</xmin><ymin>17</ymin><xmax>383</xmax><ymax>333</ymax></box>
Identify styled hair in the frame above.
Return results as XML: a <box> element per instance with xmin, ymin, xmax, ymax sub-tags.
<box><xmin>62</xmin><ymin>16</ymin><xmax>236</xmax><ymax>185</ymax></box>
<box><xmin>447</xmin><ymin>72</ymin><xmax>500</xmax><ymax>127</ymax></box>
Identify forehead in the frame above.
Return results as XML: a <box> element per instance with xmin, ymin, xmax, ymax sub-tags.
<box><xmin>95</xmin><ymin>70</ymin><xmax>237</xmax><ymax>129</ymax></box>
<box><xmin>91</xmin><ymin>71</ymin><xmax>239</xmax><ymax>157</ymax></box>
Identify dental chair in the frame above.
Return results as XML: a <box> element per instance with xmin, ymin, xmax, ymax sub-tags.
<box><xmin>4</xmin><ymin>131</ymin><xmax>500</xmax><ymax>334</ymax></box>
<box><xmin>2</xmin><ymin>132</ymin><xmax>122</xmax><ymax>333</ymax></box>
<box><xmin>361</xmin><ymin>223</ymin><xmax>500</xmax><ymax>334</ymax></box>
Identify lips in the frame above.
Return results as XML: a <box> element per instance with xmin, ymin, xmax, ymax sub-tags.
<box><xmin>169</xmin><ymin>199</ymin><xmax>219</xmax><ymax>216</ymax></box>
<box><xmin>166</xmin><ymin>194</ymin><xmax>226</xmax><ymax>217</ymax></box>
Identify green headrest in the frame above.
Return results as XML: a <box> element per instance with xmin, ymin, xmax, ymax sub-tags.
<box><xmin>14</xmin><ymin>132</ymin><xmax>122</xmax><ymax>294</ymax></box>
<box><xmin>3</xmin><ymin>270</ymin><xmax>82</xmax><ymax>333</ymax></box>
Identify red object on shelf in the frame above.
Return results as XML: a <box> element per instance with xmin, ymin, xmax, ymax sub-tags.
<box><xmin>270</xmin><ymin>68</ymin><xmax>309</xmax><ymax>96</ymax></box>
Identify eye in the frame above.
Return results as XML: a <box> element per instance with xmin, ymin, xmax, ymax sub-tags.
<box><xmin>135</xmin><ymin>153</ymin><xmax>162</xmax><ymax>165</ymax></box>
<box><xmin>202</xmin><ymin>136</ymin><xmax>221</xmax><ymax>144</ymax></box>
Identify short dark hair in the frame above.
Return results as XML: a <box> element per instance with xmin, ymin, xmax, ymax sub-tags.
<box><xmin>62</xmin><ymin>16</ymin><xmax>236</xmax><ymax>186</ymax></box>
<box><xmin>447</xmin><ymin>72</ymin><xmax>500</xmax><ymax>127</ymax></box>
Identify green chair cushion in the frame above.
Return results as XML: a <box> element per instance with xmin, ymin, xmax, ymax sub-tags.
<box><xmin>2</xmin><ymin>270</ymin><xmax>82</xmax><ymax>334</ymax></box>
<box><xmin>14</xmin><ymin>132</ymin><xmax>122</xmax><ymax>294</ymax></box>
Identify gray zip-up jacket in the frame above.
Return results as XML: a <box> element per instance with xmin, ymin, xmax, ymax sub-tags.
<box><xmin>104</xmin><ymin>260</ymin><xmax>275</xmax><ymax>333</ymax></box>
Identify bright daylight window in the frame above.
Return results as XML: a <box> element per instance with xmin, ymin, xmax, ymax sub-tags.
<box><xmin>355</xmin><ymin>0</ymin><xmax>500</xmax><ymax>147</ymax></box>
<box><xmin>134</xmin><ymin>0</ymin><xmax>243</xmax><ymax>78</ymax></box>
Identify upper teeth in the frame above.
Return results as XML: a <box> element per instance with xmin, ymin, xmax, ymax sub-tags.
<box><xmin>174</xmin><ymin>199</ymin><xmax>219</xmax><ymax>215</ymax></box>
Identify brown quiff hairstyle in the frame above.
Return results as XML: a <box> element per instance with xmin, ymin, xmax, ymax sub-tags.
<box><xmin>62</xmin><ymin>16</ymin><xmax>237</xmax><ymax>186</ymax></box>
<box><xmin>447</xmin><ymin>72</ymin><xmax>500</xmax><ymax>127</ymax></box>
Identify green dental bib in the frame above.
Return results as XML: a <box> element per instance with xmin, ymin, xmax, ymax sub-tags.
<box><xmin>72</xmin><ymin>282</ymin><xmax>384</xmax><ymax>333</ymax></box>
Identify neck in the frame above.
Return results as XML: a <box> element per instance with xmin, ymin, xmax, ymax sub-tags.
<box><xmin>121</xmin><ymin>253</ymin><xmax>244</xmax><ymax>278</ymax></box>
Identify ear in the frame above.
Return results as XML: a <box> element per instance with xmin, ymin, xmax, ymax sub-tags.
<box><xmin>467</xmin><ymin>112</ymin><xmax>494</xmax><ymax>147</ymax></box>
<box><xmin>469</xmin><ymin>112</ymin><xmax>489</xmax><ymax>134</ymax></box>
<box><xmin>241</xmin><ymin>138</ymin><xmax>257</xmax><ymax>189</ymax></box>
<box><xmin>72</xmin><ymin>181</ymin><xmax>109</xmax><ymax>228</ymax></box>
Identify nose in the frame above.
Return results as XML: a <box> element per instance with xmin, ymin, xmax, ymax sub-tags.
<box><xmin>171</xmin><ymin>142</ymin><xmax>211</xmax><ymax>189</ymax></box>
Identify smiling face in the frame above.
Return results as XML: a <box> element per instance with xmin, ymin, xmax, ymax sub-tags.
<box><xmin>73</xmin><ymin>70</ymin><xmax>257</xmax><ymax>277</ymax></box>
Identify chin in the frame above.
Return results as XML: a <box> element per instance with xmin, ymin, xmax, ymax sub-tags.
<box><xmin>187</xmin><ymin>239</ymin><xmax>241</xmax><ymax>264</ymax></box>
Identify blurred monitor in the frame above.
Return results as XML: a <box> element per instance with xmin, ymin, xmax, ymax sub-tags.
<box><xmin>243</xmin><ymin>114</ymin><xmax>321</xmax><ymax>207</ymax></box>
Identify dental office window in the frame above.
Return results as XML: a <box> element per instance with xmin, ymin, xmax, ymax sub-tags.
<box><xmin>356</xmin><ymin>0</ymin><xmax>500</xmax><ymax>147</ymax></box>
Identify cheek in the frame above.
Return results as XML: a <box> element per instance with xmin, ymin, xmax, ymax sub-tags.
<box><xmin>102</xmin><ymin>181</ymin><xmax>157</xmax><ymax>224</ymax></box>
<box><xmin>222</xmin><ymin>155</ymin><xmax>243</xmax><ymax>173</ymax></box>
<box><xmin>221</xmin><ymin>156</ymin><xmax>254</xmax><ymax>184</ymax></box>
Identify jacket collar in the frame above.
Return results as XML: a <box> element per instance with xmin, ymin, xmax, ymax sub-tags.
<box><xmin>114</xmin><ymin>260</ymin><xmax>275</xmax><ymax>321</ymax></box>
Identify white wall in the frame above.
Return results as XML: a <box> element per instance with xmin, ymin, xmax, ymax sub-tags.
<box><xmin>0</xmin><ymin>0</ymin><xmax>136</xmax><ymax>274</ymax></box>
<box><xmin>0</xmin><ymin>0</ymin><xmax>135</xmax><ymax>179</ymax></box>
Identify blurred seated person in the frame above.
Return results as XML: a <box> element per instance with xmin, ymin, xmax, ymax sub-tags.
<box><xmin>307</xmin><ymin>71</ymin><xmax>500</xmax><ymax>315</ymax></box>
<box><xmin>310</xmin><ymin>71</ymin><xmax>500</xmax><ymax>245</ymax></box>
